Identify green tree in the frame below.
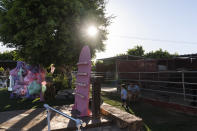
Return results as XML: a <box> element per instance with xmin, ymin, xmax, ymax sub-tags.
<box><xmin>0</xmin><ymin>50</ymin><xmax>23</xmax><ymax>61</ymax></box>
<box><xmin>145</xmin><ymin>48</ymin><xmax>177</xmax><ymax>59</ymax></box>
<box><xmin>0</xmin><ymin>51</ymin><xmax>14</xmax><ymax>60</ymax></box>
<box><xmin>127</xmin><ymin>45</ymin><xmax>145</xmax><ymax>56</ymax></box>
<box><xmin>116</xmin><ymin>53</ymin><xmax>126</xmax><ymax>57</ymax></box>
<box><xmin>11</xmin><ymin>50</ymin><xmax>24</xmax><ymax>61</ymax></box>
<box><xmin>0</xmin><ymin>0</ymin><xmax>110</xmax><ymax>67</ymax></box>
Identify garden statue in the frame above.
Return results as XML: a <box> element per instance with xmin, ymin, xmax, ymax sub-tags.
<box><xmin>72</xmin><ymin>46</ymin><xmax>91</xmax><ymax>116</ymax></box>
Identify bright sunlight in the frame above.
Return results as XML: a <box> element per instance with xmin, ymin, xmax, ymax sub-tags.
<box><xmin>87</xmin><ymin>26</ymin><xmax>98</xmax><ymax>37</ymax></box>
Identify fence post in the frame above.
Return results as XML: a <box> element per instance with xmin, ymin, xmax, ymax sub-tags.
<box><xmin>115</xmin><ymin>61</ymin><xmax>118</xmax><ymax>83</ymax></box>
<box><xmin>91</xmin><ymin>76</ymin><xmax>102</xmax><ymax>119</ymax></box>
<box><xmin>182</xmin><ymin>71</ymin><xmax>186</xmax><ymax>101</ymax></box>
<box><xmin>46</xmin><ymin>108</ymin><xmax>51</xmax><ymax>131</ymax></box>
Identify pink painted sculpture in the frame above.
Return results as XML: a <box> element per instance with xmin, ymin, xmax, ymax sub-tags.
<box><xmin>9</xmin><ymin>61</ymin><xmax>46</xmax><ymax>101</ymax></box>
<box><xmin>73</xmin><ymin>46</ymin><xmax>91</xmax><ymax>117</ymax></box>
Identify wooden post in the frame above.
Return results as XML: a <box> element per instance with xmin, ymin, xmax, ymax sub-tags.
<box><xmin>182</xmin><ymin>71</ymin><xmax>185</xmax><ymax>101</ymax></box>
<box><xmin>91</xmin><ymin>76</ymin><xmax>102</xmax><ymax>119</ymax></box>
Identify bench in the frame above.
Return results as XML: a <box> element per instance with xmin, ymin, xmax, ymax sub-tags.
<box><xmin>100</xmin><ymin>103</ymin><xmax>143</xmax><ymax>131</ymax></box>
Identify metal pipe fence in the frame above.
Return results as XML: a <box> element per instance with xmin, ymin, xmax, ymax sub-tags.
<box><xmin>118</xmin><ymin>71</ymin><xmax>197</xmax><ymax>106</ymax></box>
<box><xmin>91</xmin><ymin>71</ymin><xmax>197</xmax><ymax>107</ymax></box>
<box><xmin>43</xmin><ymin>104</ymin><xmax>86</xmax><ymax>131</ymax></box>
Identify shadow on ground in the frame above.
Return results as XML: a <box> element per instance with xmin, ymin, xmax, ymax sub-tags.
<box><xmin>0</xmin><ymin>88</ymin><xmax>74</xmax><ymax>112</ymax></box>
<box><xmin>101</xmin><ymin>91</ymin><xmax>197</xmax><ymax>131</ymax></box>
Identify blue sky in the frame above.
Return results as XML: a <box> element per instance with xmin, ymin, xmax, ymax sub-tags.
<box><xmin>1</xmin><ymin>0</ymin><xmax>197</xmax><ymax>59</ymax></box>
<box><xmin>96</xmin><ymin>0</ymin><xmax>197</xmax><ymax>59</ymax></box>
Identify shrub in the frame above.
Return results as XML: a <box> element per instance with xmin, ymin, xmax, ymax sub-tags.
<box><xmin>52</xmin><ymin>74</ymin><xmax>68</xmax><ymax>91</ymax></box>
<box><xmin>0</xmin><ymin>67</ymin><xmax>5</xmax><ymax>75</ymax></box>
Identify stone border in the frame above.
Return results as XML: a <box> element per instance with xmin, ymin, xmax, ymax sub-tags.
<box><xmin>100</xmin><ymin>103</ymin><xmax>143</xmax><ymax>131</ymax></box>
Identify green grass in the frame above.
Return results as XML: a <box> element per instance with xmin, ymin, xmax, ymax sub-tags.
<box><xmin>0</xmin><ymin>88</ymin><xmax>73</xmax><ymax>112</ymax></box>
<box><xmin>101</xmin><ymin>92</ymin><xmax>197</xmax><ymax>131</ymax></box>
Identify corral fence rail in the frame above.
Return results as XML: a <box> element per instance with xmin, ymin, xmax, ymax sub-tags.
<box><xmin>87</xmin><ymin>71</ymin><xmax>197</xmax><ymax>108</ymax></box>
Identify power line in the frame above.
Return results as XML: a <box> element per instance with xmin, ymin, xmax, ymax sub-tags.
<box><xmin>111</xmin><ymin>35</ymin><xmax>197</xmax><ymax>45</ymax></box>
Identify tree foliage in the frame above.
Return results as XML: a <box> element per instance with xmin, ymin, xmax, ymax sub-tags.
<box><xmin>126</xmin><ymin>45</ymin><xmax>178</xmax><ymax>59</ymax></box>
<box><xmin>0</xmin><ymin>50</ymin><xmax>23</xmax><ymax>61</ymax></box>
<box><xmin>0</xmin><ymin>51</ymin><xmax>13</xmax><ymax>60</ymax></box>
<box><xmin>0</xmin><ymin>0</ymin><xmax>110</xmax><ymax>67</ymax></box>
<box><xmin>116</xmin><ymin>53</ymin><xmax>126</xmax><ymax>57</ymax></box>
<box><xmin>127</xmin><ymin>45</ymin><xmax>145</xmax><ymax>56</ymax></box>
<box><xmin>145</xmin><ymin>48</ymin><xmax>178</xmax><ymax>59</ymax></box>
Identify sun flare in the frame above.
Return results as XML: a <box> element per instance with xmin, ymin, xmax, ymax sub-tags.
<box><xmin>87</xmin><ymin>26</ymin><xmax>98</xmax><ymax>37</ymax></box>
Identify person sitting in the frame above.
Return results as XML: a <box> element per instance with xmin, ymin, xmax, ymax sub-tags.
<box><xmin>121</xmin><ymin>84</ymin><xmax>128</xmax><ymax>108</ymax></box>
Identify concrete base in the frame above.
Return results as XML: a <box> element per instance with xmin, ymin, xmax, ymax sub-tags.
<box><xmin>101</xmin><ymin>103</ymin><xmax>143</xmax><ymax>131</ymax></box>
<box><xmin>0</xmin><ymin>105</ymin><xmax>111</xmax><ymax>131</ymax></box>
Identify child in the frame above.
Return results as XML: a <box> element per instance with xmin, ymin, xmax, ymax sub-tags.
<box><xmin>121</xmin><ymin>84</ymin><xmax>128</xmax><ymax>108</ymax></box>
